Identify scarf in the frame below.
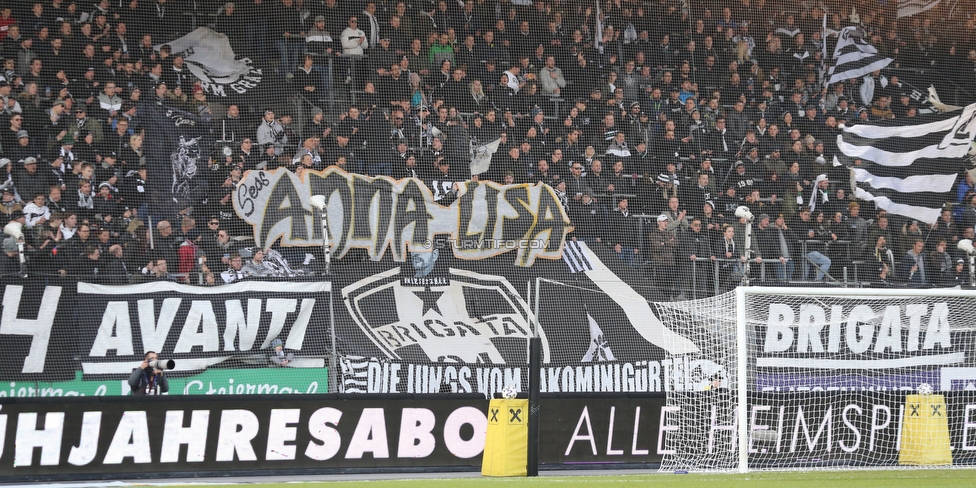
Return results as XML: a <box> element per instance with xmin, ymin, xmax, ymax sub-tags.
<box><xmin>77</xmin><ymin>190</ymin><xmax>93</xmax><ymax>209</ymax></box>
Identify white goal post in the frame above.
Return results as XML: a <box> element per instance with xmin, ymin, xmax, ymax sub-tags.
<box><xmin>657</xmin><ymin>286</ymin><xmax>976</xmax><ymax>473</ymax></box>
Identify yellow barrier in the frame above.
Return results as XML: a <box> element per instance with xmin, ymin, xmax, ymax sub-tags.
<box><xmin>481</xmin><ymin>398</ymin><xmax>528</xmax><ymax>476</ymax></box>
<box><xmin>899</xmin><ymin>394</ymin><xmax>952</xmax><ymax>465</ymax></box>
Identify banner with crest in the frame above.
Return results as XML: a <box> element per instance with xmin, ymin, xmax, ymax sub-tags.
<box><xmin>231</xmin><ymin>167</ymin><xmax>717</xmax><ymax>396</ymax></box>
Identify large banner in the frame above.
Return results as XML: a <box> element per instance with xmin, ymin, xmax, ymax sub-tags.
<box><xmin>233</xmin><ymin>168</ymin><xmax>706</xmax><ymax>396</ymax></box>
<box><xmin>140</xmin><ymin>98</ymin><xmax>213</xmax><ymax>213</ymax></box>
<box><xmin>0</xmin><ymin>394</ymin><xmax>668</xmax><ymax>479</ymax></box>
<box><xmin>0</xmin><ymin>395</ymin><xmax>490</xmax><ymax>479</ymax></box>
<box><xmin>77</xmin><ymin>281</ymin><xmax>330</xmax><ymax>376</ymax></box>
<box><xmin>2</xmin><ymin>392</ymin><xmax>975</xmax><ymax>479</ymax></box>
<box><xmin>751</xmin><ymin>296</ymin><xmax>976</xmax><ymax>392</ymax></box>
<box><xmin>0</xmin><ymin>279</ymin><xmax>331</xmax><ymax>392</ymax></box>
<box><xmin>232</xmin><ymin>167</ymin><xmax>572</xmax><ymax>265</ymax></box>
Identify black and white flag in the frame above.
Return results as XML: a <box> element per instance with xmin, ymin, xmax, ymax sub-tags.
<box><xmin>835</xmin><ymin>102</ymin><xmax>976</xmax><ymax>224</ymax></box>
<box><xmin>826</xmin><ymin>27</ymin><xmax>893</xmax><ymax>86</ymax></box>
<box><xmin>141</xmin><ymin>100</ymin><xmax>213</xmax><ymax>213</ymax></box>
<box><xmin>541</xmin><ymin>241</ymin><xmax>700</xmax><ymax>364</ymax></box>
<box><xmin>157</xmin><ymin>28</ymin><xmax>265</xmax><ymax>98</ymax></box>
<box><xmin>562</xmin><ymin>240</ymin><xmax>594</xmax><ymax>273</ymax></box>
<box><xmin>898</xmin><ymin>0</ymin><xmax>941</xmax><ymax>18</ymax></box>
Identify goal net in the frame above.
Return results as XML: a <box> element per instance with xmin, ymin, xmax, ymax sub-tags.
<box><xmin>655</xmin><ymin>290</ymin><xmax>741</xmax><ymax>471</ymax></box>
<box><xmin>658</xmin><ymin>287</ymin><xmax>976</xmax><ymax>472</ymax></box>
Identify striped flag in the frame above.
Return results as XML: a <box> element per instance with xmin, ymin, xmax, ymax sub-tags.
<box><xmin>340</xmin><ymin>355</ymin><xmax>371</xmax><ymax>393</ymax></box>
<box><xmin>835</xmin><ymin>103</ymin><xmax>976</xmax><ymax>223</ymax></box>
<box><xmin>898</xmin><ymin>0</ymin><xmax>941</xmax><ymax>18</ymax></box>
<box><xmin>826</xmin><ymin>27</ymin><xmax>893</xmax><ymax>86</ymax></box>
<box><xmin>562</xmin><ymin>240</ymin><xmax>594</xmax><ymax>273</ymax></box>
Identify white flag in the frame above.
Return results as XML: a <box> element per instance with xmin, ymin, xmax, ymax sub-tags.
<box><xmin>155</xmin><ymin>27</ymin><xmax>263</xmax><ymax>97</ymax></box>
<box><xmin>470</xmin><ymin>138</ymin><xmax>502</xmax><ymax>176</ymax></box>
<box><xmin>581</xmin><ymin>313</ymin><xmax>616</xmax><ymax>362</ymax></box>
<box><xmin>898</xmin><ymin>0</ymin><xmax>941</xmax><ymax>18</ymax></box>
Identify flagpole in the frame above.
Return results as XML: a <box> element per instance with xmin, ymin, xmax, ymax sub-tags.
<box><xmin>594</xmin><ymin>1</ymin><xmax>603</xmax><ymax>55</ymax></box>
<box><xmin>820</xmin><ymin>13</ymin><xmax>828</xmax><ymax>91</ymax></box>
<box><xmin>148</xmin><ymin>215</ymin><xmax>155</xmax><ymax>250</ymax></box>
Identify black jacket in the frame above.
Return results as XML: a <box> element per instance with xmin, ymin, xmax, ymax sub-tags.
<box><xmin>679</xmin><ymin>228</ymin><xmax>713</xmax><ymax>263</ymax></box>
<box><xmin>610</xmin><ymin>209</ymin><xmax>639</xmax><ymax>248</ymax></box>
<box><xmin>128</xmin><ymin>366</ymin><xmax>169</xmax><ymax>395</ymax></box>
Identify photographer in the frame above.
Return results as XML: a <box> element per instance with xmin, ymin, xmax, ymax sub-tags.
<box><xmin>128</xmin><ymin>351</ymin><xmax>170</xmax><ymax>395</ymax></box>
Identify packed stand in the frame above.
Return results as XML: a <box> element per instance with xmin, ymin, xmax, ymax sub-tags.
<box><xmin>0</xmin><ymin>0</ymin><xmax>973</xmax><ymax>294</ymax></box>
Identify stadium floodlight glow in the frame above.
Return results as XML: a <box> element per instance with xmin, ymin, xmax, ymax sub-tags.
<box><xmin>734</xmin><ymin>206</ymin><xmax>754</xmax><ymax>222</ymax></box>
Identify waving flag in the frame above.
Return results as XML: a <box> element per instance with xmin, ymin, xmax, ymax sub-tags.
<box><xmin>826</xmin><ymin>27</ymin><xmax>893</xmax><ymax>86</ymax></box>
<box><xmin>157</xmin><ymin>27</ymin><xmax>265</xmax><ymax>98</ymax></box>
<box><xmin>835</xmin><ymin>103</ymin><xmax>976</xmax><ymax>223</ymax></box>
<box><xmin>898</xmin><ymin>0</ymin><xmax>941</xmax><ymax>18</ymax></box>
<box><xmin>470</xmin><ymin>137</ymin><xmax>502</xmax><ymax>175</ymax></box>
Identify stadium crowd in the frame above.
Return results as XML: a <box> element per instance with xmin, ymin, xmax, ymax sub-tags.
<box><xmin>0</xmin><ymin>0</ymin><xmax>973</xmax><ymax>296</ymax></box>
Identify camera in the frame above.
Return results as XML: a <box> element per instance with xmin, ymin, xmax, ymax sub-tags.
<box><xmin>148</xmin><ymin>359</ymin><xmax>176</xmax><ymax>370</ymax></box>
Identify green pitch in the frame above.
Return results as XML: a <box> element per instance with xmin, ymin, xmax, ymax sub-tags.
<box><xmin>170</xmin><ymin>469</ymin><xmax>976</xmax><ymax>487</ymax></box>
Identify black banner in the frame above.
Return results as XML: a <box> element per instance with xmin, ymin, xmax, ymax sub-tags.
<box><xmin>0</xmin><ymin>395</ymin><xmax>489</xmax><ymax>480</ymax></box>
<box><xmin>536</xmin><ymin>391</ymin><xmax>976</xmax><ymax>469</ymax></box>
<box><xmin>744</xmin><ymin>391</ymin><xmax>976</xmax><ymax>468</ymax></box>
<box><xmin>0</xmin><ymin>279</ymin><xmax>332</xmax><ymax>383</ymax></box>
<box><xmin>332</xmin><ymin>239</ymin><xmax>706</xmax><ymax>396</ymax></box>
<box><xmin>0</xmin><ymin>279</ymin><xmax>78</xmax><ymax>381</ymax></box>
<box><xmin>3</xmin><ymin>392</ymin><xmax>976</xmax><ymax>479</ymax></box>
<box><xmin>0</xmin><ymin>248</ymin><xmax>721</xmax><ymax>395</ymax></box>
<box><xmin>539</xmin><ymin>394</ymin><xmax>667</xmax><ymax>465</ymax></box>
<box><xmin>227</xmin><ymin>167</ymin><xmax>727</xmax><ymax>395</ymax></box>
<box><xmin>751</xmin><ymin>296</ymin><xmax>976</xmax><ymax>392</ymax></box>
<box><xmin>77</xmin><ymin>281</ymin><xmax>332</xmax><ymax>376</ymax></box>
